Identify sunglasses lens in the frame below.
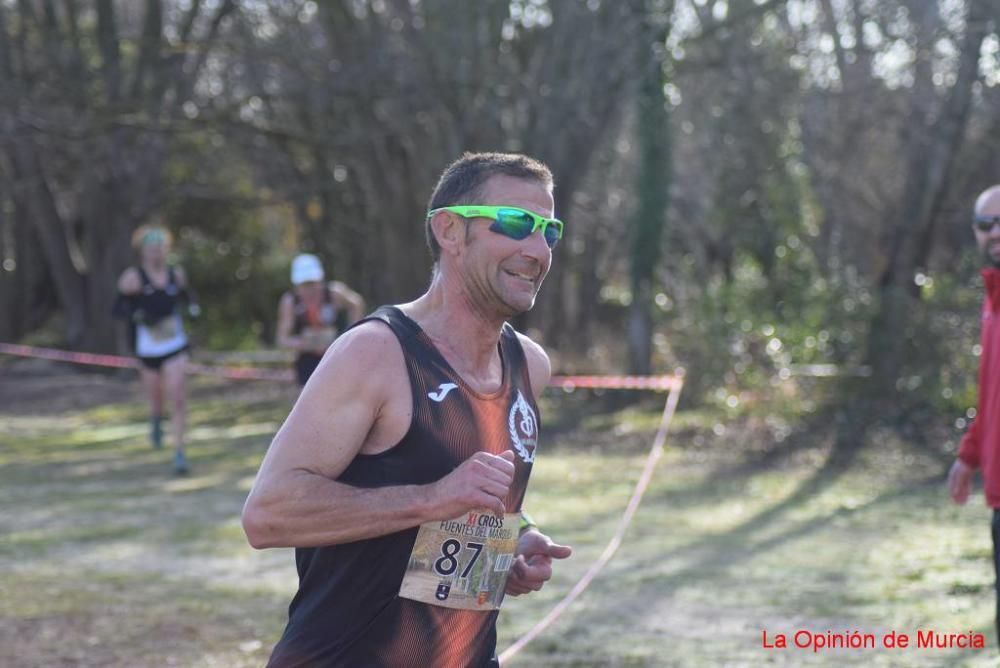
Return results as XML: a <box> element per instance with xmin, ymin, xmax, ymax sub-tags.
<box><xmin>543</xmin><ymin>220</ymin><xmax>563</xmax><ymax>248</ymax></box>
<box><xmin>489</xmin><ymin>209</ymin><xmax>562</xmax><ymax>248</ymax></box>
<box><xmin>492</xmin><ymin>210</ymin><xmax>535</xmax><ymax>240</ymax></box>
<box><xmin>976</xmin><ymin>219</ymin><xmax>999</xmax><ymax>233</ymax></box>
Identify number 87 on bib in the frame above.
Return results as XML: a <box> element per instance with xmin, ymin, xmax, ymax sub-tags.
<box><xmin>400</xmin><ymin>512</ymin><xmax>521</xmax><ymax>610</ymax></box>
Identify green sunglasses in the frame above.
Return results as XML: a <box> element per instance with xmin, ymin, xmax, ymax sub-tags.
<box><xmin>428</xmin><ymin>205</ymin><xmax>564</xmax><ymax>248</ymax></box>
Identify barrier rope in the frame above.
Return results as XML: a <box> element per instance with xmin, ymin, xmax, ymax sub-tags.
<box><xmin>549</xmin><ymin>374</ymin><xmax>683</xmax><ymax>391</ymax></box>
<box><xmin>499</xmin><ymin>377</ymin><xmax>684</xmax><ymax>665</ymax></box>
<box><xmin>0</xmin><ymin>343</ymin><xmax>136</xmax><ymax>369</ymax></box>
<box><xmin>0</xmin><ymin>342</ymin><xmax>295</xmax><ymax>382</ymax></box>
<box><xmin>0</xmin><ymin>342</ymin><xmax>681</xmax><ymax>389</ymax></box>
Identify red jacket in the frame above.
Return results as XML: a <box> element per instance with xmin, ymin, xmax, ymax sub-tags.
<box><xmin>959</xmin><ymin>268</ymin><xmax>1000</xmax><ymax>506</ymax></box>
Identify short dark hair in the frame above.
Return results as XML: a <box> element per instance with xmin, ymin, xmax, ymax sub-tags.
<box><xmin>425</xmin><ymin>152</ymin><xmax>554</xmax><ymax>261</ymax></box>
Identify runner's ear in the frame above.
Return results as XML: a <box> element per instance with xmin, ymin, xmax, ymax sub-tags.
<box><xmin>429</xmin><ymin>211</ymin><xmax>465</xmax><ymax>257</ymax></box>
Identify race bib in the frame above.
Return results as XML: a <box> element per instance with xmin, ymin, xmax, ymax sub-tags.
<box><xmin>399</xmin><ymin>511</ymin><xmax>520</xmax><ymax>610</ymax></box>
<box><xmin>148</xmin><ymin>316</ymin><xmax>180</xmax><ymax>342</ymax></box>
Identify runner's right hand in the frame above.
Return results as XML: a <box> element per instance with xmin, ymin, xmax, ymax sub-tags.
<box><xmin>948</xmin><ymin>459</ymin><xmax>973</xmax><ymax>505</ymax></box>
<box><xmin>429</xmin><ymin>450</ymin><xmax>515</xmax><ymax>519</ymax></box>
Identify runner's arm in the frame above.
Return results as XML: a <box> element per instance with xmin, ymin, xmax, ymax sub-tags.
<box><xmin>243</xmin><ymin>321</ymin><xmax>514</xmax><ymax>549</ymax></box>
<box><xmin>172</xmin><ymin>266</ymin><xmax>200</xmax><ymax>317</ymax></box>
<box><xmin>117</xmin><ymin>267</ymin><xmax>142</xmax><ymax>295</ymax></box>
<box><xmin>275</xmin><ymin>292</ymin><xmax>307</xmax><ymax>352</ymax></box>
<box><xmin>331</xmin><ymin>280</ymin><xmax>366</xmax><ymax>324</ymax></box>
<box><xmin>113</xmin><ymin>268</ymin><xmax>141</xmax><ymax>320</ymax></box>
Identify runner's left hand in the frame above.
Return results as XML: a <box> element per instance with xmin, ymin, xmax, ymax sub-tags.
<box><xmin>505</xmin><ymin>529</ymin><xmax>572</xmax><ymax>596</ymax></box>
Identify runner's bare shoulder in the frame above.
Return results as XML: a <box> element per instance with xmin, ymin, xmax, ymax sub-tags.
<box><xmin>296</xmin><ymin>318</ymin><xmax>412</xmax><ymax>456</ymax></box>
<box><xmin>307</xmin><ymin>318</ymin><xmax>408</xmax><ymax>401</ymax></box>
<box><xmin>515</xmin><ymin>331</ymin><xmax>551</xmax><ymax>397</ymax></box>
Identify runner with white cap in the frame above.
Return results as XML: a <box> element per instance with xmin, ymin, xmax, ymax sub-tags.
<box><xmin>276</xmin><ymin>253</ymin><xmax>366</xmax><ymax>386</ymax></box>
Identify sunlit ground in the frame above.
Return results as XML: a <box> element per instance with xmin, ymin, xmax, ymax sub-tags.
<box><xmin>0</xmin><ymin>370</ymin><xmax>996</xmax><ymax>667</ymax></box>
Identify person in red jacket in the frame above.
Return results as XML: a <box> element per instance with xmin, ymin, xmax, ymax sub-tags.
<box><xmin>948</xmin><ymin>183</ymin><xmax>1000</xmax><ymax>641</ymax></box>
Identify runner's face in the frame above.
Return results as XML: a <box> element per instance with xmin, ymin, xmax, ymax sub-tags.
<box><xmin>975</xmin><ymin>193</ymin><xmax>1000</xmax><ymax>269</ymax></box>
<box><xmin>295</xmin><ymin>280</ymin><xmax>324</xmax><ymax>300</ymax></box>
<box><xmin>460</xmin><ymin>175</ymin><xmax>554</xmax><ymax>317</ymax></box>
<box><xmin>141</xmin><ymin>240</ymin><xmax>167</xmax><ymax>265</ymax></box>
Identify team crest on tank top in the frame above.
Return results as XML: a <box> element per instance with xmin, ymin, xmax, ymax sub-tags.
<box><xmin>509</xmin><ymin>390</ymin><xmax>538</xmax><ymax>463</ymax></box>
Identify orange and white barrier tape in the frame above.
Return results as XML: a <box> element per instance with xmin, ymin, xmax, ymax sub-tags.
<box><xmin>0</xmin><ymin>343</ymin><xmax>294</xmax><ymax>382</ymax></box>
<box><xmin>0</xmin><ymin>343</ymin><xmax>136</xmax><ymax>369</ymax></box>
<box><xmin>182</xmin><ymin>363</ymin><xmax>293</xmax><ymax>382</ymax></box>
<box><xmin>550</xmin><ymin>374</ymin><xmax>682</xmax><ymax>392</ymax></box>
<box><xmin>1</xmin><ymin>343</ymin><xmax>683</xmax><ymax>391</ymax></box>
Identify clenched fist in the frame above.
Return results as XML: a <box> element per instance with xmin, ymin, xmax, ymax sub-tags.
<box><xmin>430</xmin><ymin>450</ymin><xmax>516</xmax><ymax>519</ymax></box>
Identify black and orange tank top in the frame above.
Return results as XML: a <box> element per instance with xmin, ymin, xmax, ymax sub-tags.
<box><xmin>291</xmin><ymin>287</ymin><xmax>337</xmax><ymax>335</ymax></box>
<box><xmin>267</xmin><ymin>305</ymin><xmax>540</xmax><ymax>668</ymax></box>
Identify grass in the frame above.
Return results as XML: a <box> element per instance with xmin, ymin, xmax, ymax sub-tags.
<box><xmin>0</xmin><ymin>369</ymin><xmax>997</xmax><ymax>666</ymax></box>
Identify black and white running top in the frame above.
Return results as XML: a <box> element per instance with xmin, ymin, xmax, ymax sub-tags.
<box><xmin>132</xmin><ymin>266</ymin><xmax>188</xmax><ymax>359</ymax></box>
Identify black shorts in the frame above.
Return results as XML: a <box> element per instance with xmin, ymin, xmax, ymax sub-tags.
<box><xmin>138</xmin><ymin>345</ymin><xmax>189</xmax><ymax>371</ymax></box>
<box><xmin>295</xmin><ymin>353</ymin><xmax>323</xmax><ymax>386</ymax></box>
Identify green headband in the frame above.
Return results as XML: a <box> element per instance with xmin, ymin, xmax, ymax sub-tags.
<box><xmin>142</xmin><ymin>230</ymin><xmax>167</xmax><ymax>246</ymax></box>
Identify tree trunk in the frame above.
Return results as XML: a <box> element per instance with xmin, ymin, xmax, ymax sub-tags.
<box><xmin>839</xmin><ymin>1</ymin><xmax>991</xmax><ymax>451</ymax></box>
<box><xmin>627</xmin><ymin>3</ymin><xmax>672</xmax><ymax>374</ymax></box>
<box><xmin>10</xmin><ymin>143</ymin><xmax>89</xmax><ymax>347</ymax></box>
<box><xmin>628</xmin><ymin>279</ymin><xmax>653</xmax><ymax>375</ymax></box>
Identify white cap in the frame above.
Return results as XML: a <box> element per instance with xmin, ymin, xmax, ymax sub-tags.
<box><xmin>291</xmin><ymin>254</ymin><xmax>324</xmax><ymax>285</ymax></box>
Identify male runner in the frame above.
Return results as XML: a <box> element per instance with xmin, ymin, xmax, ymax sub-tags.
<box><xmin>243</xmin><ymin>152</ymin><xmax>572</xmax><ymax>667</ymax></box>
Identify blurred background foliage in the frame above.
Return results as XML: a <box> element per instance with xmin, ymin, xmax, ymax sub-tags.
<box><xmin>2</xmin><ymin>0</ymin><xmax>999</xmax><ymax>450</ymax></box>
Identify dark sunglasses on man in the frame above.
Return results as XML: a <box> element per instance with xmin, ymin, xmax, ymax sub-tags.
<box><xmin>974</xmin><ymin>215</ymin><xmax>1000</xmax><ymax>233</ymax></box>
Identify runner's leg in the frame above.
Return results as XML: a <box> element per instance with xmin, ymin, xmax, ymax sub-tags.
<box><xmin>162</xmin><ymin>352</ymin><xmax>189</xmax><ymax>473</ymax></box>
<box><xmin>140</xmin><ymin>365</ymin><xmax>164</xmax><ymax>448</ymax></box>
